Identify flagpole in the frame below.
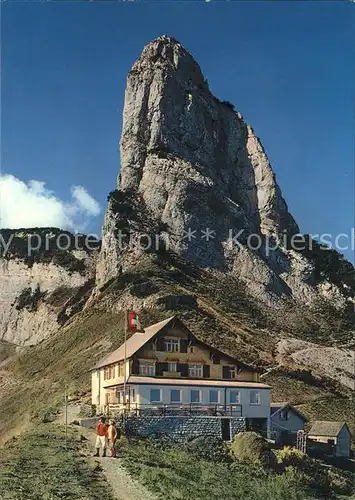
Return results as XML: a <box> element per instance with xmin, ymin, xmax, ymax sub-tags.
<box><xmin>123</xmin><ymin>309</ymin><xmax>128</xmax><ymax>408</ymax></box>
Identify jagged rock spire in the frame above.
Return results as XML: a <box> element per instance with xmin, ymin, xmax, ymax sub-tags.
<box><xmin>97</xmin><ymin>37</ymin><xmax>302</xmax><ymax>300</ymax></box>
<box><xmin>119</xmin><ymin>35</ymin><xmax>298</xmax><ymax>239</ymax></box>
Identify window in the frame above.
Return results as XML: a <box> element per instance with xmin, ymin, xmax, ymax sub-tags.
<box><xmin>230</xmin><ymin>391</ymin><xmax>240</xmax><ymax>404</ymax></box>
<box><xmin>130</xmin><ymin>389</ymin><xmax>136</xmax><ymax>403</ymax></box>
<box><xmin>212</xmin><ymin>353</ymin><xmax>220</xmax><ymax>365</ymax></box>
<box><xmin>167</xmin><ymin>362</ymin><xmax>177</xmax><ymax>372</ymax></box>
<box><xmin>209</xmin><ymin>390</ymin><xmax>219</xmax><ymax>404</ymax></box>
<box><xmin>139</xmin><ymin>361</ymin><xmax>155</xmax><ymax>376</ymax></box>
<box><xmin>150</xmin><ymin>389</ymin><xmax>161</xmax><ymax>403</ymax></box>
<box><xmin>229</xmin><ymin>367</ymin><xmax>237</xmax><ymax>379</ymax></box>
<box><xmin>190</xmin><ymin>390</ymin><xmax>201</xmax><ymax>403</ymax></box>
<box><xmin>116</xmin><ymin>390</ymin><xmax>124</xmax><ymax>403</ymax></box>
<box><xmin>104</xmin><ymin>366</ymin><xmax>115</xmax><ymax>380</ymax></box>
<box><xmin>249</xmin><ymin>391</ymin><xmax>261</xmax><ymax>405</ymax></box>
<box><xmin>164</xmin><ymin>339</ymin><xmax>180</xmax><ymax>352</ymax></box>
<box><xmin>117</xmin><ymin>362</ymin><xmax>124</xmax><ymax>377</ymax></box>
<box><xmin>188</xmin><ymin>364</ymin><xmax>203</xmax><ymax>378</ymax></box>
<box><xmin>279</xmin><ymin>410</ymin><xmax>289</xmax><ymax>421</ymax></box>
<box><xmin>147</xmin><ymin>342</ymin><xmax>156</xmax><ymax>351</ymax></box>
<box><xmin>170</xmin><ymin>389</ymin><xmax>181</xmax><ymax>403</ymax></box>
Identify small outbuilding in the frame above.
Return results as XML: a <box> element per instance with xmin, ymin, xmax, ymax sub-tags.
<box><xmin>270</xmin><ymin>402</ymin><xmax>307</xmax><ymax>445</ymax></box>
<box><xmin>308</xmin><ymin>421</ymin><xmax>351</xmax><ymax>458</ymax></box>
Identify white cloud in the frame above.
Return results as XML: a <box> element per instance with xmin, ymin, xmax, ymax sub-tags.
<box><xmin>0</xmin><ymin>174</ymin><xmax>101</xmax><ymax>232</ymax></box>
<box><xmin>71</xmin><ymin>185</ymin><xmax>100</xmax><ymax>217</ymax></box>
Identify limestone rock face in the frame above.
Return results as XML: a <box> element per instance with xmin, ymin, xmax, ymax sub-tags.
<box><xmin>0</xmin><ymin>232</ymin><xmax>97</xmax><ymax>345</ymax></box>
<box><xmin>119</xmin><ymin>36</ymin><xmax>297</xmax><ymax>239</ymax></box>
<box><xmin>96</xmin><ymin>36</ymin><xmax>349</xmax><ymax>311</ymax></box>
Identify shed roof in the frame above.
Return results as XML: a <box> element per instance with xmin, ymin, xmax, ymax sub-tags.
<box><xmin>270</xmin><ymin>402</ymin><xmax>308</xmax><ymax>421</ymax></box>
<box><xmin>308</xmin><ymin>421</ymin><xmax>349</xmax><ymax>437</ymax></box>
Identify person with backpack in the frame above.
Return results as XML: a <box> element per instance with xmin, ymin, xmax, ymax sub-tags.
<box><xmin>107</xmin><ymin>419</ymin><xmax>119</xmax><ymax>458</ymax></box>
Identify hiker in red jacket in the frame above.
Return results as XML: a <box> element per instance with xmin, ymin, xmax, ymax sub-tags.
<box><xmin>94</xmin><ymin>417</ymin><xmax>108</xmax><ymax>457</ymax></box>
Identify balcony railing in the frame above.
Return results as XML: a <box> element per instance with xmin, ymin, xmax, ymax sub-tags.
<box><xmin>106</xmin><ymin>403</ymin><xmax>243</xmax><ymax>418</ymax></box>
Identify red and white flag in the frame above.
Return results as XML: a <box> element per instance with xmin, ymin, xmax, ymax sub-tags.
<box><xmin>127</xmin><ymin>311</ymin><xmax>142</xmax><ymax>332</ymax></box>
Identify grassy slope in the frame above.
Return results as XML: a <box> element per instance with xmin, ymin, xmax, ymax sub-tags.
<box><xmin>0</xmin><ymin>424</ymin><xmax>114</xmax><ymax>500</ymax></box>
<box><xmin>118</xmin><ymin>438</ymin><xmax>331</xmax><ymax>500</ymax></box>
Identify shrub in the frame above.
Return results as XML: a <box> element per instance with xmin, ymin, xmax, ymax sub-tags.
<box><xmin>221</xmin><ymin>100</ymin><xmax>235</xmax><ymax>110</ymax></box>
<box><xmin>230</xmin><ymin>432</ymin><xmax>277</xmax><ymax>469</ymax></box>
<box><xmin>15</xmin><ymin>285</ymin><xmax>46</xmax><ymax>312</ymax></box>
<box><xmin>276</xmin><ymin>447</ymin><xmax>332</xmax><ymax>496</ymax></box>
<box><xmin>327</xmin><ymin>469</ymin><xmax>353</xmax><ymax>495</ymax></box>
<box><xmin>187</xmin><ymin>436</ymin><xmax>231</xmax><ymax>463</ymax></box>
<box><xmin>275</xmin><ymin>446</ymin><xmax>310</xmax><ymax>470</ymax></box>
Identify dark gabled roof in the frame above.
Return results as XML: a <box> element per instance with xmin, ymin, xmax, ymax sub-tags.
<box><xmin>308</xmin><ymin>421</ymin><xmax>349</xmax><ymax>437</ymax></box>
<box><xmin>270</xmin><ymin>402</ymin><xmax>308</xmax><ymax>421</ymax></box>
<box><xmin>94</xmin><ymin>316</ymin><xmax>175</xmax><ymax>369</ymax></box>
<box><xmin>93</xmin><ymin>315</ymin><xmax>256</xmax><ymax>372</ymax></box>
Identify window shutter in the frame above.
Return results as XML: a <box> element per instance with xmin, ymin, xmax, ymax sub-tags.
<box><xmin>177</xmin><ymin>363</ymin><xmax>189</xmax><ymax>377</ymax></box>
<box><xmin>156</xmin><ymin>337</ymin><xmax>165</xmax><ymax>352</ymax></box>
<box><xmin>211</xmin><ymin>351</ymin><xmax>220</xmax><ymax>364</ymax></box>
<box><xmin>131</xmin><ymin>359</ymin><xmax>139</xmax><ymax>375</ymax></box>
<box><xmin>180</xmin><ymin>339</ymin><xmax>188</xmax><ymax>353</ymax></box>
<box><xmin>156</xmin><ymin>362</ymin><xmax>168</xmax><ymax>376</ymax></box>
<box><xmin>203</xmin><ymin>365</ymin><xmax>210</xmax><ymax>378</ymax></box>
<box><xmin>222</xmin><ymin>366</ymin><xmax>231</xmax><ymax>379</ymax></box>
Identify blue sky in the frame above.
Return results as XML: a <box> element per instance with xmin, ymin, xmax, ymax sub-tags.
<box><xmin>1</xmin><ymin>1</ymin><xmax>354</xmax><ymax>261</ymax></box>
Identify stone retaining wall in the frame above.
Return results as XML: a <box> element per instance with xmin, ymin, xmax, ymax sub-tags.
<box><xmin>124</xmin><ymin>415</ymin><xmax>246</xmax><ymax>440</ymax></box>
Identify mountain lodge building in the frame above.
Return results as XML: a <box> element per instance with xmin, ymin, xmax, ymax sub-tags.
<box><xmin>91</xmin><ymin>316</ymin><xmax>271</xmax><ymax>435</ymax></box>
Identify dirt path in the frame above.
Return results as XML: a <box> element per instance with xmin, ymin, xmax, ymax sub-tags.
<box><xmin>94</xmin><ymin>455</ymin><xmax>157</xmax><ymax>500</ymax></box>
<box><xmin>57</xmin><ymin>405</ymin><xmax>157</xmax><ymax>500</ymax></box>
<box><xmin>85</xmin><ymin>427</ymin><xmax>157</xmax><ymax>500</ymax></box>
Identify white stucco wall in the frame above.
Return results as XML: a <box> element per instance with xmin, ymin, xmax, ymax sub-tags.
<box><xmin>91</xmin><ymin>370</ymin><xmax>101</xmax><ymax>406</ymax></box>
<box><xmin>132</xmin><ymin>383</ymin><xmax>270</xmax><ymax>419</ymax></box>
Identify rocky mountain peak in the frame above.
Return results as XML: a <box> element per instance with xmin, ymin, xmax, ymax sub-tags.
<box><xmin>96</xmin><ymin>37</ymin><xmax>352</xmax><ymax>316</ymax></box>
<box><xmin>119</xmin><ymin>35</ymin><xmax>297</xmax><ymax>237</ymax></box>
<box><xmin>131</xmin><ymin>35</ymin><xmax>205</xmax><ymax>86</ymax></box>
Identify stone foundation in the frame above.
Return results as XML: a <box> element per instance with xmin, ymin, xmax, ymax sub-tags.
<box><xmin>124</xmin><ymin>415</ymin><xmax>246</xmax><ymax>441</ymax></box>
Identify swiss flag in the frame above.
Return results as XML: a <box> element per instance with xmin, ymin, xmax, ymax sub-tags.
<box><xmin>127</xmin><ymin>311</ymin><xmax>142</xmax><ymax>332</ymax></box>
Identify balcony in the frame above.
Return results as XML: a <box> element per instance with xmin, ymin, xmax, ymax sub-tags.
<box><xmin>162</xmin><ymin>371</ymin><xmax>182</xmax><ymax>378</ymax></box>
<box><xmin>106</xmin><ymin>403</ymin><xmax>243</xmax><ymax>418</ymax></box>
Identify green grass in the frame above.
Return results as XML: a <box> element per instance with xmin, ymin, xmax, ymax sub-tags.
<box><xmin>118</xmin><ymin>438</ymin><xmax>331</xmax><ymax>500</ymax></box>
<box><xmin>0</xmin><ymin>424</ymin><xmax>114</xmax><ymax>500</ymax></box>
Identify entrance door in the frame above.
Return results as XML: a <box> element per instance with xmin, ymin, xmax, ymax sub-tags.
<box><xmin>221</xmin><ymin>419</ymin><xmax>231</xmax><ymax>441</ymax></box>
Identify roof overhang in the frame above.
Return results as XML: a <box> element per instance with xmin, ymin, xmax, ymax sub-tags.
<box><xmin>270</xmin><ymin>402</ymin><xmax>308</xmax><ymax>421</ymax></box>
